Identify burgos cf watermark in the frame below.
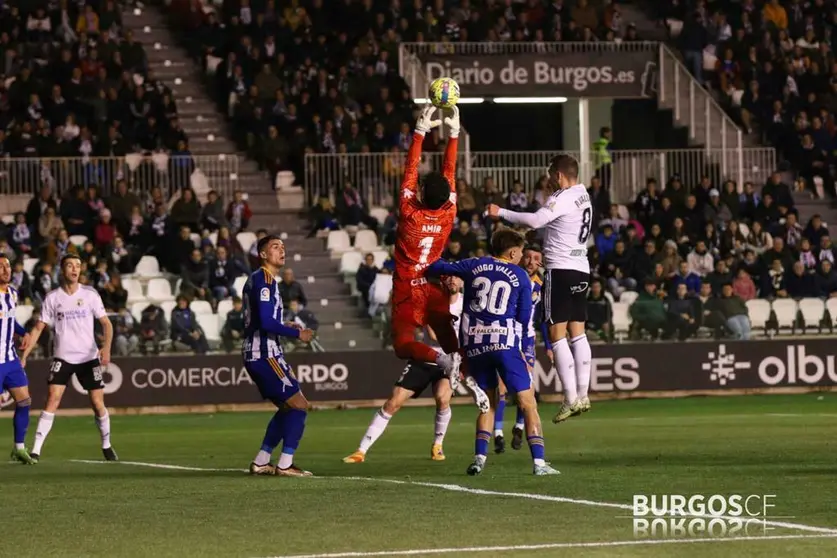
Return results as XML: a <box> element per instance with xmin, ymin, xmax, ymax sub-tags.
<box><xmin>631</xmin><ymin>494</ymin><xmax>778</xmax><ymax>538</ymax></box>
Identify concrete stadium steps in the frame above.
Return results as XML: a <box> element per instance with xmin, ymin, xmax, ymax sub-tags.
<box><xmin>123</xmin><ymin>7</ymin><xmax>385</xmax><ymax>351</ymax></box>
<box><xmin>121</xmin><ymin>5</ymin><xmax>276</xmax><ymax>195</ymax></box>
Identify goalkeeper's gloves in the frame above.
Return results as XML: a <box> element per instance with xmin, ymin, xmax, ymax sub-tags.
<box><xmin>415</xmin><ymin>104</ymin><xmax>441</xmax><ymax>136</ymax></box>
<box><xmin>444</xmin><ymin>106</ymin><xmax>461</xmax><ymax>138</ymax></box>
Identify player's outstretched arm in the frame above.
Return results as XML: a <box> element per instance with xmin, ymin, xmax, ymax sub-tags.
<box><xmin>487</xmin><ymin>202</ymin><xmax>562</xmax><ymax>229</ymax></box>
<box><xmin>401</xmin><ymin>105</ymin><xmax>442</xmax><ymax>202</ymax></box>
<box><xmin>425</xmin><ymin>259</ymin><xmax>469</xmax><ymax>278</ymax></box>
<box><xmin>442</xmin><ymin>106</ymin><xmax>460</xmax><ymax>191</ymax></box>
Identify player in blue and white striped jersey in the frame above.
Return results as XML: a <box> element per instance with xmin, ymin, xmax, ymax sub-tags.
<box><xmin>0</xmin><ymin>254</ymin><xmax>36</xmax><ymax>464</ymax></box>
<box><xmin>241</xmin><ymin>235</ymin><xmax>316</xmax><ymax>477</ymax></box>
<box><xmin>426</xmin><ymin>230</ymin><xmax>559</xmax><ymax>476</ymax></box>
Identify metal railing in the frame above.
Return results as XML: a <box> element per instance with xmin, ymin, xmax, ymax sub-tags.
<box><xmin>657</xmin><ymin>45</ymin><xmax>754</xmax><ymax>189</ymax></box>
<box><xmin>0</xmin><ymin>153</ymin><xmax>240</xmax><ymax>201</ymax></box>
<box><xmin>304</xmin><ymin>148</ymin><xmax>776</xmax><ymax>208</ymax></box>
<box><xmin>400</xmin><ymin>41</ymin><xmax>659</xmax><ymax>56</ymax></box>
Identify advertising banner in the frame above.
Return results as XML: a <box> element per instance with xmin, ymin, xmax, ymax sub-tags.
<box><xmin>419</xmin><ymin>51</ymin><xmax>658</xmax><ymax>98</ymax></box>
<box><xmin>19</xmin><ymin>339</ymin><xmax>837</xmax><ymax>409</ymax></box>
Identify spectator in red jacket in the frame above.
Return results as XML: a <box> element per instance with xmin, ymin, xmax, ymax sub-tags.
<box><xmin>95</xmin><ymin>208</ymin><xmax>117</xmax><ymax>250</ymax></box>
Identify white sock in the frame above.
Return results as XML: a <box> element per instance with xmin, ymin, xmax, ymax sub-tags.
<box><xmin>254</xmin><ymin>450</ymin><xmax>272</xmax><ymax>466</ymax></box>
<box><xmin>534</xmin><ymin>458</ymin><xmax>546</xmax><ymax>467</ymax></box>
<box><xmin>554</xmin><ymin>338</ymin><xmax>578</xmax><ymax>403</ymax></box>
<box><xmin>571</xmin><ymin>334</ymin><xmax>592</xmax><ymax>399</ymax></box>
<box><xmin>474</xmin><ymin>454</ymin><xmax>487</xmax><ymax>466</ymax></box>
<box><xmin>96</xmin><ymin>412</ymin><xmax>111</xmax><ymax>449</ymax></box>
<box><xmin>32</xmin><ymin>411</ymin><xmax>55</xmax><ymax>455</ymax></box>
<box><xmin>493</xmin><ymin>428</ymin><xmax>503</xmax><ymax>437</ymax></box>
<box><xmin>433</xmin><ymin>407</ymin><xmax>451</xmax><ymax>445</ymax></box>
<box><xmin>358</xmin><ymin>408</ymin><xmax>392</xmax><ymax>453</ymax></box>
<box><xmin>15</xmin><ymin>442</ymin><xmax>24</xmax><ymax>450</ymax></box>
<box><xmin>277</xmin><ymin>452</ymin><xmax>293</xmax><ymax>469</ymax></box>
<box><xmin>514</xmin><ymin>420</ymin><xmax>525</xmax><ymax>429</ymax></box>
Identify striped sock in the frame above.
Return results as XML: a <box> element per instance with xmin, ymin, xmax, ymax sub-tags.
<box><xmin>475</xmin><ymin>429</ymin><xmax>491</xmax><ymax>458</ymax></box>
<box><xmin>527</xmin><ymin>435</ymin><xmax>545</xmax><ymax>466</ymax></box>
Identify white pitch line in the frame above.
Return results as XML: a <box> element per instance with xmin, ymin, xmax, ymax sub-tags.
<box><xmin>259</xmin><ymin>534</ymin><xmax>837</xmax><ymax>558</ymax></box>
<box><xmin>69</xmin><ymin>460</ymin><xmax>837</xmax><ymax>536</ymax></box>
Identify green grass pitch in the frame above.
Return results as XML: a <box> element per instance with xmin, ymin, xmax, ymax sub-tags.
<box><xmin>3</xmin><ymin>394</ymin><xmax>837</xmax><ymax>558</ymax></box>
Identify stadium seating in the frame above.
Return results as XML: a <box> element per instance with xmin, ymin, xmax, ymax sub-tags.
<box><xmin>124</xmin><ymin>279</ymin><xmax>145</xmax><ymax>304</ymax></box>
<box><xmin>15</xmin><ymin>304</ymin><xmax>34</xmax><ymax>325</ymax></box>
<box><xmin>327</xmin><ymin>231</ymin><xmax>352</xmax><ymax>257</ymax></box>
<box><xmin>611</xmin><ymin>302</ymin><xmax>633</xmax><ymax>340</ymax></box>
<box><xmin>340</xmin><ymin>252</ymin><xmax>363</xmax><ymax>276</ymax></box>
<box><xmin>233</xmin><ymin>276</ymin><xmax>247</xmax><ymax>298</ymax></box>
<box><xmin>771</xmin><ymin>299</ymin><xmax>798</xmax><ymax>333</ymax></box>
<box><xmin>133</xmin><ymin>256</ymin><xmax>163</xmax><ymax>279</ymax></box>
<box><xmin>146</xmin><ymin>278</ymin><xmax>175</xmax><ymax>303</ymax></box>
<box><xmin>746</xmin><ymin>299</ymin><xmax>772</xmax><ymax>331</ymax></box>
<box><xmin>798</xmin><ymin>298</ymin><xmax>826</xmax><ymax>332</ymax></box>
<box><xmin>190</xmin><ymin>300</ymin><xmax>213</xmax><ymax>316</ymax></box>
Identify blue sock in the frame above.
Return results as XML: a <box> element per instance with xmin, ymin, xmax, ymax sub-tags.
<box><xmin>278</xmin><ymin>409</ymin><xmax>307</xmax><ymax>468</ymax></box>
<box><xmin>260</xmin><ymin>410</ymin><xmax>285</xmax><ymax>454</ymax></box>
<box><xmin>14</xmin><ymin>401</ymin><xmax>30</xmax><ymax>447</ymax></box>
<box><xmin>527</xmin><ymin>435</ymin><xmax>545</xmax><ymax>461</ymax></box>
<box><xmin>476</xmin><ymin>429</ymin><xmax>491</xmax><ymax>457</ymax></box>
<box><xmin>494</xmin><ymin>395</ymin><xmax>506</xmax><ymax>433</ymax></box>
<box><xmin>515</xmin><ymin>406</ymin><xmax>525</xmax><ymax>427</ymax></box>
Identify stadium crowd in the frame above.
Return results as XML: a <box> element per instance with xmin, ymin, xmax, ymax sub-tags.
<box><xmin>660</xmin><ymin>0</ymin><xmax>837</xmax><ymax>198</ymax></box>
<box><xmin>2</xmin><ymin>182</ymin><xmax>319</xmax><ymax>358</ymax></box>
<box><xmin>0</xmin><ymin>0</ymin><xmax>196</xmax><ymax>169</ymax></box>
<box><xmin>165</xmin><ymin>0</ymin><xmax>644</xmax><ymax>189</ymax></box>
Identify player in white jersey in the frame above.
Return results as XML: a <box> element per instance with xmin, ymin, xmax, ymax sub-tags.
<box><xmin>20</xmin><ymin>254</ymin><xmax>117</xmax><ymax>462</ymax></box>
<box><xmin>343</xmin><ymin>277</ymin><xmax>464</xmax><ymax>464</ymax></box>
<box><xmin>487</xmin><ymin>155</ymin><xmax>594</xmax><ymax>423</ymax></box>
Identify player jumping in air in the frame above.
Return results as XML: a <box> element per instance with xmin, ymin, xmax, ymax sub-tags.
<box><xmin>243</xmin><ymin>236</ymin><xmax>316</xmax><ymax>477</ymax></box>
<box><xmin>21</xmin><ymin>254</ymin><xmax>117</xmax><ymax>462</ymax></box>
<box><xmin>426</xmin><ymin>230</ymin><xmax>560</xmax><ymax>476</ymax></box>
<box><xmin>494</xmin><ymin>245</ymin><xmax>553</xmax><ymax>453</ymax></box>
<box><xmin>487</xmin><ymin>155</ymin><xmax>593</xmax><ymax>424</ymax></box>
<box><xmin>390</xmin><ymin>106</ymin><xmax>472</xmax><ymax>391</ymax></box>
<box><xmin>0</xmin><ymin>254</ymin><xmax>36</xmax><ymax>464</ymax></box>
<box><xmin>342</xmin><ymin>277</ymin><xmax>463</xmax><ymax>464</ymax></box>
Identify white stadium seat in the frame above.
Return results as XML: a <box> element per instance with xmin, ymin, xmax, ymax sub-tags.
<box><xmin>236</xmin><ymin>231</ymin><xmax>257</xmax><ymax>253</ymax></box>
<box><xmin>15</xmin><ymin>304</ymin><xmax>33</xmax><ymax>325</ymax></box>
<box><xmin>190</xmin><ymin>300</ymin><xmax>213</xmax><ymax>315</ymax></box>
<box><xmin>130</xmin><ymin>302</ymin><xmax>147</xmax><ymax>323</ymax></box>
<box><xmin>233</xmin><ymin>275</ymin><xmax>247</xmax><ymax>298</ymax></box>
<box><xmin>23</xmin><ymin>257</ymin><xmax>37</xmax><ymax>277</ymax></box>
<box><xmin>369</xmin><ymin>207</ymin><xmax>389</xmax><ymax>224</ymax></box>
<box><xmin>771</xmin><ymin>299</ymin><xmax>798</xmax><ymax>332</ymax></box>
<box><xmin>69</xmin><ymin>235</ymin><xmax>88</xmax><ymax>247</ymax></box>
<box><xmin>372</xmin><ymin>250</ymin><xmax>389</xmax><ymax>269</ymax></box>
<box><xmin>146</xmin><ymin>278</ymin><xmax>175</xmax><ymax>302</ymax></box>
<box><xmin>197</xmin><ymin>313</ymin><xmax>221</xmax><ymax>346</ymax></box>
<box><xmin>611</xmin><ymin>302</ymin><xmax>632</xmax><ymax>339</ymax></box>
<box><xmin>123</xmin><ymin>278</ymin><xmax>144</xmax><ymax>303</ymax></box>
<box><xmin>340</xmin><ymin>251</ymin><xmax>363</xmax><ymax>275</ymax></box>
<box><xmin>327</xmin><ymin>230</ymin><xmax>351</xmax><ymax>256</ymax></box>
<box><xmin>216</xmin><ymin>298</ymin><xmax>234</xmax><ymax>317</ymax></box>
<box><xmin>134</xmin><ymin>255</ymin><xmax>162</xmax><ymax>278</ymax></box>
<box><xmin>827</xmin><ymin>298</ymin><xmax>837</xmax><ymax>324</ymax></box>
<box><xmin>354</xmin><ymin>229</ymin><xmax>379</xmax><ymax>253</ymax></box>
<box><xmin>209</xmin><ymin>231</ymin><xmax>218</xmax><ymax>247</ymax></box>
<box><xmin>161</xmin><ymin>301</ymin><xmax>177</xmax><ymax>322</ymax></box>
<box><xmin>798</xmin><ymin>298</ymin><xmax>825</xmax><ymax>331</ymax></box>
<box><xmin>619</xmin><ymin>291</ymin><xmax>639</xmax><ymax>305</ymax></box>
<box><xmin>745</xmin><ymin>299</ymin><xmax>771</xmax><ymax>330</ymax></box>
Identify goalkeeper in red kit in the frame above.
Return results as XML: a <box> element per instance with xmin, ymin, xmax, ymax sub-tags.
<box><xmin>391</xmin><ymin>105</ymin><xmax>470</xmax><ymax>393</ymax></box>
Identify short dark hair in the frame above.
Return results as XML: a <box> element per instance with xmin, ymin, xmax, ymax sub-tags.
<box><xmin>60</xmin><ymin>253</ymin><xmax>82</xmax><ymax>268</ymax></box>
<box><xmin>547</xmin><ymin>154</ymin><xmax>579</xmax><ymax>180</ymax></box>
<box><xmin>491</xmin><ymin>229</ymin><xmax>525</xmax><ymax>257</ymax></box>
<box><xmin>420</xmin><ymin>172</ymin><xmax>450</xmax><ymax>210</ymax></box>
<box><xmin>256</xmin><ymin>234</ymin><xmax>282</xmax><ymax>256</ymax></box>
<box><xmin>524</xmin><ymin>244</ymin><xmax>542</xmax><ymax>254</ymax></box>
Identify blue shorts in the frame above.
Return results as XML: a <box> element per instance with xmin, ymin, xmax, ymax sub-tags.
<box><xmin>467</xmin><ymin>349</ymin><xmax>532</xmax><ymax>395</ymax></box>
<box><xmin>244</xmin><ymin>357</ymin><xmax>301</xmax><ymax>405</ymax></box>
<box><xmin>0</xmin><ymin>361</ymin><xmax>28</xmax><ymax>391</ymax></box>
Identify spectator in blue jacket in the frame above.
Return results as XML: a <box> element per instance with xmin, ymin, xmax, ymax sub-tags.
<box><xmin>595</xmin><ymin>224</ymin><xmax>618</xmax><ymax>257</ymax></box>
<box><xmin>170</xmin><ymin>295</ymin><xmax>209</xmax><ymax>354</ymax></box>
<box><xmin>671</xmin><ymin>260</ymin><xmax>702</xmax><ymax>295</ymax></box>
